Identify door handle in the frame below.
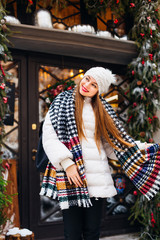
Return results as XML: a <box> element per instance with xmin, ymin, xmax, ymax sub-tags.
<box><xmin>32</xmin><ymin>149</ymin><xmax>37</xmax><ymax>161</ymax></box>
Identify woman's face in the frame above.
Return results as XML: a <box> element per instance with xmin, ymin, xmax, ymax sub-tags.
<box><xmin>79</xmin><ymin>75</ymin><xmax>98</xmax><ymax>98</ymax></box>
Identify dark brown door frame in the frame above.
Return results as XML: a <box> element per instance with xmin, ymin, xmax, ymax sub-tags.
<box><xmin>10</xmin><ymin>51</ymin><xmax>29</xmax><ymax>228</ymax></box>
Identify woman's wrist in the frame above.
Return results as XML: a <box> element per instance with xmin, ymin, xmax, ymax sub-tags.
<box><xmin>60</xmin><ymin>158</ymin><xmax>75</xmax><ymax>171</ymax></box>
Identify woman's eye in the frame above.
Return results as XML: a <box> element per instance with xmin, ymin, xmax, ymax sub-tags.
<box><xmin>92</xmin><ymin>84</ymin><xmax>96</xmax><ymax>88</ymax></box>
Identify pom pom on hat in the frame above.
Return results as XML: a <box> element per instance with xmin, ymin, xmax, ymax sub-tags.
<box><xmin>84</xmin><ymin>67</ymin><xmax>116</xmax><ymax>94</ymax></box>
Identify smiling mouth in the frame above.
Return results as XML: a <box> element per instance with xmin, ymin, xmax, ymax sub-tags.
<box><xmin>82</xmin><ymin>86</ymin><xmax>89</xmax><ymax>92</ymax></box>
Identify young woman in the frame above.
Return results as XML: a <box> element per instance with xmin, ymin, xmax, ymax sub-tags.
<box><xmin>40</xmin><ymin>67</ymin><xmax>160</xmax><ymax>240</ymax></box>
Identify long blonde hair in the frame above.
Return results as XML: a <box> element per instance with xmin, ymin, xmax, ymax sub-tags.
<box><xmin>74</xmin><ymin>83</ymin><xmax>134</xmax><ymax>151</ymax></box>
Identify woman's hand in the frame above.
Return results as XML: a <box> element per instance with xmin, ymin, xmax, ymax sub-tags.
<box><xmin>66</xmin><ymin>164</ymin><xmax>83</xmax><ymax>187</ymax></box>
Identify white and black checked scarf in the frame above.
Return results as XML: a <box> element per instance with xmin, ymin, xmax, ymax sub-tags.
<box><xmin>40</xmin><ymin>89</ymin><xmax>160</xmax><ymax>209</ymax></box>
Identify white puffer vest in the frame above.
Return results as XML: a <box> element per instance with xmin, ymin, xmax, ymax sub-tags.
<box><xmin>81</xmin><ymin>97</ymin><xmax>117</xmax><ymax>198</ymax></box>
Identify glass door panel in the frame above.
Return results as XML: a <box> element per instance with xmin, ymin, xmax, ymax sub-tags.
<box><xmin>2</xmin><ymin>61</ymin><xmax>19</xmax><ymax>161</ymax></box>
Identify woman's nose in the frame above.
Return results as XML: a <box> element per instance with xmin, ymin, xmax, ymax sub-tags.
<box><xmin>84</xmin><ymin>82</ymin><xmax>90</xmax><ymax>87</ymax></box>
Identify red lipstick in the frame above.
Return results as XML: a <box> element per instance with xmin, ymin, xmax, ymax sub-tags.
<box><xmin>82</xmin><ymin>85</ymin><xmax>89</xmax><ymax>92</ymax></box>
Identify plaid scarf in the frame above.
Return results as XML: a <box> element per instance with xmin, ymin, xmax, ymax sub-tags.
<box><xmin>40</xmin><ymin>90</ymin><xmax>160</xmax><ymax>209</ymax></box>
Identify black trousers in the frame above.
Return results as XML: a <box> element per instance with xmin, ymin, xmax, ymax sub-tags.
<box><xmin>62</xmin><ymin>198</ymin><xmax>104</xmax><ymax>240</ymax></box>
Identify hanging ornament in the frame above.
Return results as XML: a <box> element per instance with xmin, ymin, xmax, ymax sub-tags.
<box><xmin>130</xmin><ymin>3</ymin><xmax>135</xmax><ymax>7</ymax></box>
<box><xmin>145</xmin><ymin>87</ymin><xmax>149</xmax><ymax>92</ymax></box>
<box><xmin>151</xmin><ymin>212</ymin><xmax>156</xmax><ymax>228</ymax></box>
<box><xmin>152</xmin><ymin>75</ymin><xmax>156</xmax><ymax>83</ymax></box>
<box><xmin>149</xmin><ymin>54</ymin><xmax>153</xmax><ymax>60</ymax></box>
<box><xmin>67</xmin><ymin>86</ymin><xmax>72</xmax><ymax>90</ymax></box>
<box><xmin>137</xmin><ymin>80</ymin><xmax>142</xmax><ymax>85</ymax></box>
<box><xmin>0</xmin><ymin>63</ymin><xmax>5</xmax><ymax>76</ymax></box>
<box><xmin>114</xmin><ymin>19</ymin><xmax>118</xmax><ymax>24</ymax></box>
<box><xmin>157</xmin><ymin>203</ymin><xmax>160</xmax><ymax>208</ymax></box>
<box><xmin>133</xmin><ymin>190</ymin><xmax>138</xmax><ymax>196</ymax></box>
<box><xmin>142</xmin><ymin>59</ymin><xmax>145</xmax><ymax>65</ymax></box>
<box><xmin>140</xmin><ymin>132</ymin><xmax>145</xmax><ymax>137</ymax></box>
<box><xmin>133</xmin><ymin>102</ymin><xmax>137</xmax><ymax>107</ymax></box>
<box><xmin>150</xmin><ymin>29</ymin><xmax>152</xmax><ymax>37</ymax></box>
<box><xmin>149</xmin><ymin>138</ymin><xmax>153</xmax><ymax>143</ymax></box>
<box><xmin>153</xmin><ymin>115</ymin><xmax>158</xmax><ymax>119</ymax></box>
<box><xmin>127</xmin><ymin>115</ymin><xmax>133</xmax><ymax>123</ymax></box>
<box><xmin>148</xmin><ymin>117</ymin><xmax>152</xmax><ymax>124</ymax></box>
<box><xmin>147</xmin><ymin>16</ymin><xmax>151</xmax><ymax>22</ymax></box>
<box><xmin>140</xmin><ymin>33</ymin><xmax>145</xmax><ymax>38</ymax></box>
<box><xmin>116</xmin><ymin>0</ymin><xmax>119</xmax><ymax>3</ymax></box>
<box><xmin>156</xmin><ymin>19</ymin><xmax>160</xmax><ymax>26</ymax></box>
<box><xmin>0</xmin><ymin>83</ymin><xmax>5</xmax><ymax>89</ymax></box>
<box><xmin>132</xmin><ymin>70</ymin><xmax>135</xmax><ymax>75</ymax></box>
<box><xmin>3</xmin><ymin>97</ymin><xmax>8</xmax><ymax>103</ymax></box>
<box><xmin>153</xmin><ymin>42</ymin><xmax>158</xmax><ymax>49</ymax></box>
<box><xmin>28</xmin><ymin>0</ymin><xmax>33</xmax><ymax>4</ymax></box>
<box><xmin>4</xmin><ymin>162</ymin><xmax>10</xmax><ymax>170</ymax></box>
<box><xmin>1</xmin><ymin>19</ymin><xmax>5</xmax><ymax>24</ymax></box>
<box><xmin>124</xmin><ymin>89</ymin><xmax>129</xmax><ymax>95</ymax></box>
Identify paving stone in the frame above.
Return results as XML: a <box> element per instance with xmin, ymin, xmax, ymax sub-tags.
<box><xmin>100</xmin><ymin>233</ymin><xmax>139</xmax><ymax>240</ymax></box>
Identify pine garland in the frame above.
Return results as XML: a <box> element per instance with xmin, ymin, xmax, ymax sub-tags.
<box><xmin>126</xmin><ymin>0</ymin><xmax>160</xmax><ymax>143</ymax></box>
<box><xmin>0</xmin><ymin>2</ymin><xmax>13</xmax><ymax>230</ymax></box>
<box><xmin>126</xmin><ymin>1</ymin><xmax>160</xmax><ymax>239</ymax></box>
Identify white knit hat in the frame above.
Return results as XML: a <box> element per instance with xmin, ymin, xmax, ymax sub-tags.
<box><xmin>84</xmin><ymin>67</ymin><xmax>116</xmax><ymax>94</ymax></box>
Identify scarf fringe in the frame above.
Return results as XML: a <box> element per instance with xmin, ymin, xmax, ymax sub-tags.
<box><xmin>143</xmin><ymin>174</ymin><xmax>160</xmax><ymax>201</ymax></box>
<box><xmin>137</xmin><ymin>144</ymin><xmax>160</xmax><ymax>200</ymax></box>
<box><xmin>59</xmin><ymin>198</ymin><xmax>92</xmax><ymax>210</ymax></box>
<box><xmin>39</xmin><ymin>186</ymin><xmax>58</xmax><ymax>199</ymax></box>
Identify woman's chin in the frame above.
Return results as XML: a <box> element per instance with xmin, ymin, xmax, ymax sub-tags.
<box><xmin>79</xmin><ymin>89</ymin><xmax>88</xmax><ymax>97</ymax></box>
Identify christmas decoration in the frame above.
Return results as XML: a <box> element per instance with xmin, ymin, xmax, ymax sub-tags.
<box><xmin>44</xmin><ymin>79</ymin><xmax>75</xmax><ymax>107</ymax></box>
<box><xmin>126</xmin><ymin>0</ymin><xmax>160</xmax><ymax>143</ymax></box>
<box><xmin>4</xmin><ymin>15</ymin><xmax>21</xmax><ymax>25</ymax></box>
<box><xmin>124</xmin><ymin>1</ymin><xmax>160</xmax><ymax>239</ymax></box>
<box><xmin>0</xmin><ymin>2</ymin><xmax>13</xmax><ymax>231</ymax></box>
<box><xmin>34</xmin><ymin>9</ymin><xmax>53</xmax><ymax>29</ymax></box>
<box><xmin>68</xmin><ymin>25</ymin><xmax>95</xmax><ymax>34</ymax></box>
<box><xmin>133</xmin><ymin>190</ymin><xmax>137</xmax><ymax>196</ymax></box>
<box><xmin>129</xmin><ymin>190</ymin><xmax>160</xmax><ymax>240</ymax></box>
